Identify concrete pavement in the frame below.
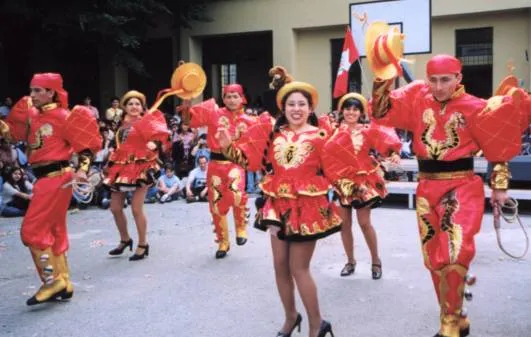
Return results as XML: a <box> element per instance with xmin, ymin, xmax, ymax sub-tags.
<box><xmin>1</xmin><ymin>199</ymin><xmax>530</xmax><ymax>337</ymax></box>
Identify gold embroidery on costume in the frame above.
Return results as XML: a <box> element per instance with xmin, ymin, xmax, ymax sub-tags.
<box><xmin>211</xmin><ymin>175</ymin><xmax>223</xmax><ymax>214</ymax></box>
<box><xmin>441</xmin><ymin>191</ymin><xmax>463</xmax><ymax>263</ymax></box>
<box><xmin>218</xmin><ymin>116</ymin><xmax>230</xmax><ymax>130</ymax></box>
<box><xmin>29</xmin><ymin>123</ymin><xmax>53</xmax><ymax>150</ymax></box>
<box><xmin>416</xmin><ymin>197</ymin><xmax>435</xmax><ymax>267</ymax></box>
<box><xmin>222</xmin><ymin>144</ymin><xmax>248</xmax><ymax>168</ymax></box>
<box><xmin>489</xmin><ymin>162</ymin><xmax>510</xmax><ymax>189</ymax></box>
<box><xmin>350</xmin><ymin>129</ymin><xmax>364</xmax><ymax>154</ymax></box>
<box><xmin>234</xmin><ymin>121</ymin><xmax>248</xmax><ymax>141</ymax></box>
<box><xmin>421</xmin><ymin>109</ymin><xmax>465</xmax><ymax>159</ymax></box>
<box><xmin>228</xmin><ymin>168</ymin><xmax>242</xmax><ymax>204</ymax></box>
<box><xmin>273</xmin><ymin>130</ymin><xmax>315</xmax><ymax>169</ymax></box>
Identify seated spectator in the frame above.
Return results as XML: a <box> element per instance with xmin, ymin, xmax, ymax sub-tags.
<box><xmin>186</xmin><ymin>155</ymin><xmax>208</xmax><ymax>203</ymax></box>
<box><xmin>0</xmin><ymin>97</ymin><xmax>12</xmax><ymax>119</ymax></box>
<box><xmin>191</xmin><ymin>134</ymin><xmax>210</xmax><ymax>167</ymax></box>
<box><xmin>1</xmin><ymin>167</ymin><xmax>32</xmax><ymax>217</ymax></box>
<box><xmin>147</xmin><ymin>163</ymin><xmax>182</xmax><ymax>203</ymax></box>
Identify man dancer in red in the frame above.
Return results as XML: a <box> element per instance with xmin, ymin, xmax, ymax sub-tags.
<box><xmin>0</xmin><ymin>73</ymin><xmax>101</xmax><ymax>305</ymax></box>
<box><xmin>367</xmin><ymin>24</ymin><xmax>524</xmax><ymax>336</ymax></box>
<box><xmin>182</xmin><ymin>84</ymin><xmax>255</xmax><ymax>258</ymax></box>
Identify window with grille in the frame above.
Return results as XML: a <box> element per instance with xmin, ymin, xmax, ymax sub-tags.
<box><xmin>221</xmin><ymin>64</ymin><xmax>237</xmax><ymax>87</ymax></box>
<box><xmin>456</xmin><ymin>27</ymin><xmax>493</xmax><ymax>66</ymax></box>
<box><xmin>455</xmin><ymin>27</ymin><xmax>493</xmax><ymax>98</ymax></box>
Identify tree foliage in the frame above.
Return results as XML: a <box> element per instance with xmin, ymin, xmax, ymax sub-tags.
<box><xmin>0</xmin><ymin>0</ymin><xmax>221</xmax><ymax>75</ymax></box>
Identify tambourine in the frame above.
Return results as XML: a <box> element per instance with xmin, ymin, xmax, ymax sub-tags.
<box><xmin>148</xmin><ymin>61</ymin><xmax>207</xmax><ymax>113</ymax></box>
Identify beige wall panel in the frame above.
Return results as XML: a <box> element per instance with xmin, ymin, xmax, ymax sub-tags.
<box><xmin>296</xmin><ymin>26</ymin><xmax>344</xmax><ymax>113</ymax></box>
<box><xmin>181</xmin><ymin>0</ymin><xmax>530</xmax><ymax>106</ymax></box>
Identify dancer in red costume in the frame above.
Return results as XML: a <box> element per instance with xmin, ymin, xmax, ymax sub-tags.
<box><xmin>104</xmin><ymin>90</ymin><xmax>170</xmax><ymax>261</ymax></box>
<box><xmin>367</xmin><ymin>21</ymin><xmax>524</xmax><ymax>336</ymax></box>
<box><xmin>322</xmin><ymin>92</ymin><xmax>401</xmax><ymax>279</ymax></box>
<box><xmin>182</xmin><ymin>84</ymin><xmax>255</xmax><ymax>259</ymax></box>
<box><xmin>0</xmin><ymin>73</ymin><xmax>102</xmax><ymax>305</ymax></box>
<box><xmin>217</xmin><ymin>80</ymin><xmax>340</xmax><ymax>337</ymax></box>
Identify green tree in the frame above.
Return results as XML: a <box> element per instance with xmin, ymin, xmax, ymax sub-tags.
<box><xmin>0</xmin><ymin>0</ymin><xmax>220</xmax><ymax>75</ymax></box>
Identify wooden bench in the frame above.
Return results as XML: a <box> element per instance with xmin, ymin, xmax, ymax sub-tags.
<box><xmin>387</xmin><ymin>181</ymin><xmax>531</xmax><ymax>209</ymax></box>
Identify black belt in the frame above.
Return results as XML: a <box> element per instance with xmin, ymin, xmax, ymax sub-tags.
<box><xmin>418</xmin><ymin>158</ymin><xmax>473</xmax><ymax>173</ymax></box>
<box><xmin>33</xmin><ymin>161</ymin><xmax>71</xmax><ymax>179</ymax></box>
<box><xmin>210</xmin><ymin>152</ymin><xmax>229</xmax><ymax>162</ymax></box>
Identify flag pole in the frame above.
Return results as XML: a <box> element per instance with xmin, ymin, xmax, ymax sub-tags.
<box><xmin>356</xmin><ymin>23</ymin><xmax>371</xmax><ymax>98</ymax></box>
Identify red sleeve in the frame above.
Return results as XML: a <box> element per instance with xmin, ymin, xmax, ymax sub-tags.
<box><xmin>371</xmin><ymin>80</ymin><xmax>425</xmax><ymax>131</ymax></box>
<box><xmin>318</xmin><ymin>115</ymin><xmax>335</xmax><ymax>134</ymax></box>
<box><xmin>63</xmin><ymin>105</ymin><xmax>103</xmax><ymax>154</ymax></box>
<box><xmin>367</xmin><ymin>123</ymin><xmax>402</xmax><ymax>156</ymax></box>
<box><xmin>236</xmin><ymin>113</ymin><xmax>274</xmax><ymax>171</ymax></box>
<box><xmin>321</xmin><ymin>129</ymin><xmax>360</xmax><ymax>183</ymax></box>
<box><xmin>135</xmin><ymin>110</ymin><xmax>171</xmax><ymax>149</ymax></box>
<box><xmin>188</xmin><ymin>98</ymin><xmax>217</xmax><ymax>128</ymax></box>
<box><xmin>2</xmin><ymin>96</ymin><xmax>33</xmax><ymax>142</ymax></box>
<box><xmin>469</xmin><ymin>91</ymin><xmax>524</xmax><ymax>161</ymax></box>
<box><xmin>223</xmin><ymin>112</ymin><xmax>274</xmax><ymax>171</ymax></box>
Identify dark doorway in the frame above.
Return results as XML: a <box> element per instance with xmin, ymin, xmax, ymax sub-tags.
<box><xmin>330</xmin><ymin>38</ymin><xmax>362</xmax><ymax>111</ymax></box>
<box><xmin>455</xmin><ymin>27</ymin><xmax>493</xmax><ymax>98</ymax></box>
<box><xmin>0</xmin><ymin>31</ymin><xmax>100</xmax><ymax>112</ymax></box>
<box><xmin>202</xmin><ymin>31</ymin><xmax>273</xmax><ymax>108</ymax></box>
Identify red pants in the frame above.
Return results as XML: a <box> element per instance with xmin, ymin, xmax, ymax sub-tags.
<box><xmin>21</xmin><ymin>171</ymin><xmax>73</xmax><ymax>255</ymax></box>
<box><xmin>416</xmin><ymin>174</ymin><xmax>484</xmax><ymax>316</ymax></box>
<box><xmin>208</xmin><ymin>160</ymin><xmax>248</xmax><ymax>246</ymax></box>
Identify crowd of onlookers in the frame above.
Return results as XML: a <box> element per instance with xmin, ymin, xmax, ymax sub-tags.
<box><xmin>2</xmin><ymin>95</ymin><xmax>530</xmax><ymax>217</ymax></box>
<box><xmin>0</xmin><ymin>96</ymin><xmax>263</xmax><ymax>217</ymax></box>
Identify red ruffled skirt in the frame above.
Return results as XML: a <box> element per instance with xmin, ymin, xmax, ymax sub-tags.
<box><xmin>103</xmin><ymin>147</ymin><xmax>160</xmax><ymax>191</ymax></box>
<box><xmin>334</xmin><ymin>168</ymin><xmax>387</xmax><ymax>209</ymax></box>
<box><xmin>257</xmin><ymin>175</ymin><xmax>342</xmax><ymax>241</ymax></box>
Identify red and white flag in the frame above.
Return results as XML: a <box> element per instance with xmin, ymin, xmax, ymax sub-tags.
<box><xmin>333</xmin><ymin>27</ymin><xmax>360</xmax><ymax>98</ymax></box>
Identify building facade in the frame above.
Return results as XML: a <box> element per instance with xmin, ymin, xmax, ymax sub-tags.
<box><xmin>178</xmin><ymin>0</ymin><xmax>531</xmax><ymax>113</ymax></box>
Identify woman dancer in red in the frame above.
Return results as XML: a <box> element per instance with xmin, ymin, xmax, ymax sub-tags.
<box><xmin>322</xmin><ymin>93</ymin><xmax>401</xmax><ymax>279</ymax></box>
<box><xmin>217</xmin><ymin>80</ymin><xmax>340</xmax><ymax>337</ymax></box>
<box><xmin>104</xmin><ymin>90</ymin><xmax>170</xmax><ymax>261</ymax></box>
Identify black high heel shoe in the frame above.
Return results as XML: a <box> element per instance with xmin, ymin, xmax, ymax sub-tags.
<box><xmin>129</xmin><ymin>244</ymin><xmax>149</xmax><ymax>261</ymax></box>
<box><xmin>317</xmin><ymin>320</ymin><xmax>334</xmax><ymax>337</ymax></box>
<box><xmin>277</xmin><ymin>313</ymin><xmax>302</xmax><ymax>337</ymax></box>
<box><xmin>108</xmin><ymin>239</ymin><xmax>133</xmax><ymax>256</ymax></box>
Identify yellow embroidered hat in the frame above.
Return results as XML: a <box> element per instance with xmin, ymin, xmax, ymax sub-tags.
<box><xmin>337</xmin><ymin>92</ymin><xmax>368</xmax><ymax>113</ymax></box>
<box><xmin>120</xmin><ymin>90</ymin><xmax>146</xmax><ymax>108</ymax></box>
<box><xmin>276</xmin><ymin>81</ymin><xmax>319</xmax><ymax>110</ymax></box>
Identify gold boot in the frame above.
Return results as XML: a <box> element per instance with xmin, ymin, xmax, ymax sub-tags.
<box><xmin>435</xmin><ymin>264</ymin><xmax>469</xmax><ymax>337</ymax></box>
<box><xmin>215</xmin><ymin>216</ymin><xmax>230</xmax><ymax>259</ymax></box>
<box><xmin>55</xmin><ymin>253</ymin><xmax>74</xmax><ymax>300</ymax></box>
<box><xmin>234</xmin><ymin>206</ymin><xmax>249</xmax><ymax>246</ymax></box>
<box><xmin>436</xmin><ymin>314</ymin><xmax>460</xmax><ymax>337</ymax></box>
<box><xmin>26</xmin><ymin>247</ymin><xmax>67</xmax><ymax>306</ymax></box>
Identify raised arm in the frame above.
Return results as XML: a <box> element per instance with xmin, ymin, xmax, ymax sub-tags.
<box><xmin>0</xmin><ymin>96</ymin><xmax>34</xmax><ymax>142</ymax></box>
<box><xmin>367</xmin><ymin>123</ymin><xmax>402</xmax><ymax>159</ymax></box>
<box><xmin>181</xmin><ymin>98</ymin><xmax>217</xmax><ymax>128</ymax></box>
<box><xmin>371</xmin><ymin>79</ymin><xmax>425</xmax><ymax>131</ymax></box>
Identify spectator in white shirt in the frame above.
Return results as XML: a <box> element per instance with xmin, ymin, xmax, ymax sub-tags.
<box><xmin>186</xmin><ymin>155</ymin><xmax>208</xmax><ymax>203</ymax></box>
